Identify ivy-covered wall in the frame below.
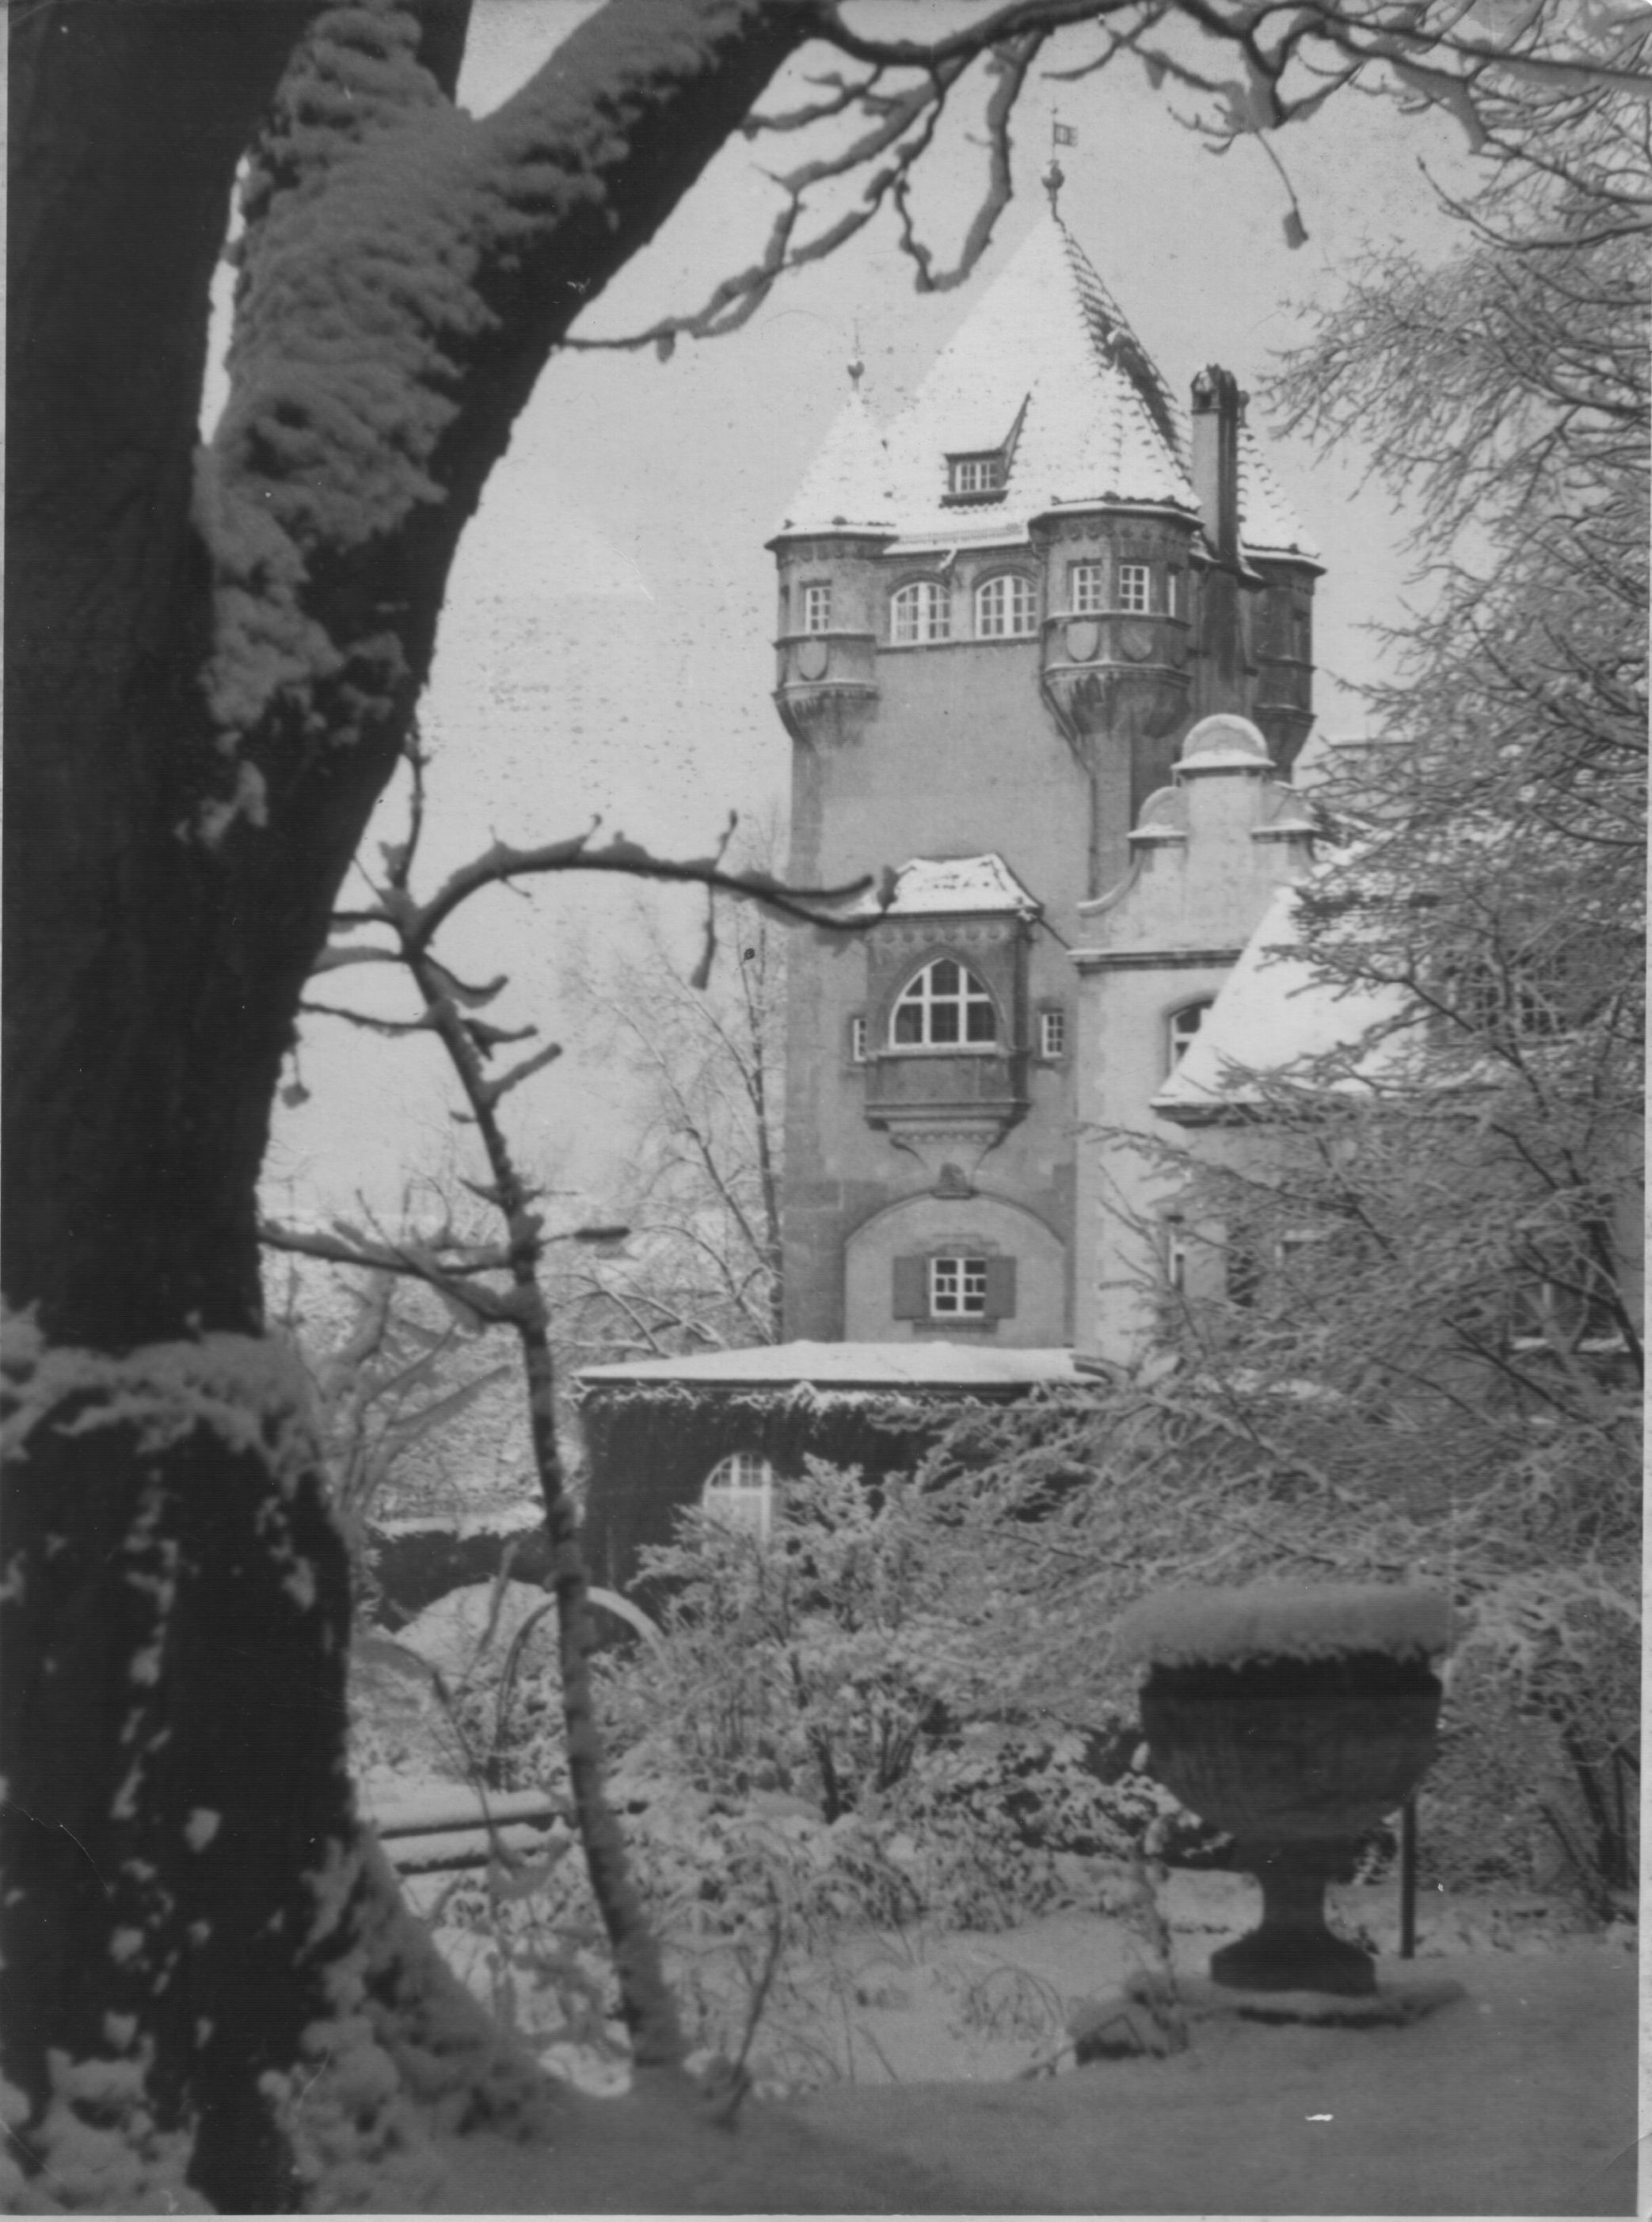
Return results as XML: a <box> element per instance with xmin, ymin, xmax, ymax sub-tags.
<box><xmin>364</xmin><ymin>1516</ymin><xmax>553</xmax><ymax>1627</ymax></box>
<box><xmin>576</xmin><ymin>1381</ymin><xmax>1014</xmax><ymax>1594</ymax></box>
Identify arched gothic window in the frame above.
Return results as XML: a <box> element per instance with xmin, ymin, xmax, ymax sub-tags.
<box><xmin>891</xmin><ymin>958</ymin><xmax>998</xmax><ymax>1048</ymax></box>
<box><xmin>975</xmin><ymin>574</ymin><xmax>1036</xmax><ymax>638</ymax></box>
<box><xmin>890</xmin><ymin>580</ymin><xmax>952</xmax><ymax>645</ymax></box>
<box><xmin>702</xmin><ymin>1452</ymin><xmax>775</xmax><ymax>1539</ymax></box>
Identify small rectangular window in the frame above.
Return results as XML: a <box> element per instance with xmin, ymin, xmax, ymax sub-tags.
<box><xmin>849</xmin><ymin>1014</ymin><xmax>868</xmax><ymax>1063</ymax></box>
<box><xmin>950</xmin><ymin>455</ymin><xmax>1003</xmax><ymax>497</ymax></box>
<box><xmin>801</xmin><ymin>582</ymin><xmax>832</xmax><ymax>633</ymax></box>
<box><xmin>1164</xmin><ymin>1218</ymin><xmax>1188</xmax><ymax>1294</ymax></box>
<box><xmin>1118</xmin><ymin>562</ymin><xmax>1151</xmax><ymax>613</ymax></box>
<box><xmin>1071</xmin><ymin>561</ymin><xmax>1104</xmax><ymax>614</ymax></box>
<box><xmin>1167</xmin><ymin>999</ymin><xmax>1212</xmax><ymax>1073</ymax></box>
<box><xmin>1038</xmin><ymin>1007</ymin><xmax>1067</xmax><ymax>1061</ymax></box>
<box><xmin>1225</xmin><ymin>1242</ymin><xmax>1261</xmax><ymax>1309</ymax></box>
<box><xmin>930</xmin><ymin>1254</ymin><xmax>988</xmax><ymax>1317</ymax></box>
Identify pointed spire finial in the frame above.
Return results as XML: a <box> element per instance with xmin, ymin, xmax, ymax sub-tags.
<box><xmin>1042</xmin><ymin>155</ymin><xmax>1064</xmax><ymax>216</ymax></box>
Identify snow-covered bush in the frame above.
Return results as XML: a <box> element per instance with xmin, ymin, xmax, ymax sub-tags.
<box><xmin>915</xmin><ymin>1383</ymin><xmax>1638</xmax><ymax>1904</ymax></box>
<box><xmin>588</xmin><ymin>1463</ymin><xmax>1218</xmax><ymax>1935</ymax></box>
<box><xmin>350</xmin><ymin>1577</ymin><xmax>563</xmax><ymax>1799</ymax></box>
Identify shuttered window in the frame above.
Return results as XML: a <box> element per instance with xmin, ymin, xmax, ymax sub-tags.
<box><xmin>892</xmin><ymin>1254</ymin><xmax>1017</xmax><ymax>1322</ymax></box>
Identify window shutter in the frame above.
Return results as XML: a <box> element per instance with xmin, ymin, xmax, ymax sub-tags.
<box><xmin>891</xmin><ymin>1256</ymin><xmax>927</xmax><ymax>1320</ymax></box>
<box><xmin>982</xmin><ymin>1256</ymin><xmax>1018</xmax><ymax>1319</ymax></box>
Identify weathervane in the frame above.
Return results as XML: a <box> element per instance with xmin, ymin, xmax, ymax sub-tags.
<box><xmin>1045</xmin><ymin>114</ymin><xmax>1076</xmax><ymax>212</ymax></box>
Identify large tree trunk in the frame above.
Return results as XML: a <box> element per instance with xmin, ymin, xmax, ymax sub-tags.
<box><xmin>2</xmin><ymin>2</ymin><xmax>813</xmax><ymax>2205</ymax></box>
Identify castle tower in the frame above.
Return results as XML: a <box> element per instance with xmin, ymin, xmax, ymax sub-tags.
<box><xmin>772</xmin><ymin>185</ymin><xmax>1321</xmax><ymax>1350</ymax></box>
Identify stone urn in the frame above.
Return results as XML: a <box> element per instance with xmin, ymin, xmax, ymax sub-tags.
<box><xmin>1118</xmin><ymin>1583</ymin><xmax>1449</xmax><ymax>1996</ymax></box>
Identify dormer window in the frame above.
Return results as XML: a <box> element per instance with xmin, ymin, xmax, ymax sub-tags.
<box><xmin>946</xmin><ymin>452</ymin><xmax>1005</xmax><ymax>502</ymax></box>
<box><xmin>801</xmin><ymin>581</ymin><xmax>832</xmax><ymax>633</ymax></box>
<box><xmin>891</xmin><ymin>580</ymin><xmax>952</xmax><ymax>645</ymax></box>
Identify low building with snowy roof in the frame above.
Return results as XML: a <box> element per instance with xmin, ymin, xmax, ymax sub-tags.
<box><xmin>575</xmin><ymin>1341</ymin><xmax>1087</xmax><ymax>1591</ymax></box>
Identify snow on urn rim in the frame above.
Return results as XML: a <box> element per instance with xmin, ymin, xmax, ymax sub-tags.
<box><xmin>1114</xmin><ymin>1581</ymin><xmax>1452</xmax><ymax>1671</ymax></box>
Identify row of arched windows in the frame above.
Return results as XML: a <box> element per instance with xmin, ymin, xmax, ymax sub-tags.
<box><xmin>890</xmin><ymin>574</ymin><xmax>1036</xmax><ymax>644</ymax></box>
<box><xmin>887</xmin><ymin>563</ymin><xmax>1170</xmax><ymax>645</ymax></box>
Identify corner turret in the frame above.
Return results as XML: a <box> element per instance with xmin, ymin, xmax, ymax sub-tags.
<box><xmin>770</xmin><ymin>364</ymin><xmax>890</xmax><ymax>751</ymax></box>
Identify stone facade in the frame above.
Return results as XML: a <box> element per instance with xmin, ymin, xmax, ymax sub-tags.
<box><xmin>771</xmin><ymin>197</ymin><xmax>1322</xmax><ymax>1357</ymax></box>
<box><xmin>1071</xmin><ymin>715</ymin><xmax>1318</xmax><ymax>1359</ymax></box>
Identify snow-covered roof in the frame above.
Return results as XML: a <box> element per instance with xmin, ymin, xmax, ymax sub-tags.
<box><xmin>577</xmin><ymin>1340</ymin><xmax>1083</xmax><ymax>1393</ymax></box>
<box><xmin>1236</xmin><ymin>419</ymin><xmax>1320</xmax><ymax>565</ymax></box>
<box><xmin>778</xmin><ymin>207</ymin><xmax>1320</xmax><ymax>570</ymax></box>
<box><xmin>775</xmin><ymin>375</ymin><xmax>895</xmax><ymax>537</ymax></box>
<box><xmin>1152</xmin><ymin>880</ymin><xmax>1415</xmax><ymax>1119</ymax></box>
<box><xmin>873</xmin><ymin>211</ymin><xmax>1197</xmax><ymax>539</ymax></box>
<box><xmin>850</xmin><ymin>853</ymin><xmax>1041</xmax><ymax>919</ymax></box>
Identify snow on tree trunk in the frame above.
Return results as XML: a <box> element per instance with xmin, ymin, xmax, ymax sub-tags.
<box><xmin>4</xmin><ymin>0</ymin><xmax>816</xmax><ymax>2202</ymax></box>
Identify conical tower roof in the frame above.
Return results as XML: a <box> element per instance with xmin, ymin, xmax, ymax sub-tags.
<box><xmin>775</xmin><ymin>373</ymin><xmax>894</xmax><ymax>536</ymax></box>
<box><xmin>1236</xmin><ymin>417</ymin><xmax>1320</xmax><ymax>563</ymax></box>
<box><xmin>877</xmin><ymin>207</ymin><xmax>1197</xmax><ymax>540</ymax></box>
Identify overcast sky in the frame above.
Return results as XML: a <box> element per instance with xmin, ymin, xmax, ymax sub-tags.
<box><xmin>260</xmin><ymin>0</ymin><xmax>1478</xmax><ymax>1231</ymax></box>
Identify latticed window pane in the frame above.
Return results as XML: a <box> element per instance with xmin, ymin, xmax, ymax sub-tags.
<box><xmin>1118</xmin><ymin>562</ymin><xmax>1151</xmax><ymax>612</ymax></box>
<box><xmin>1039</xmin><ymin>1007</ymin><xmax>1067</xmax><ymax>1060</ymax></box>
<box><xmin>801</xmin><ymin>582</ymin><xmax>832</xmax><ymax>633</ymax></box>
<box><xmin>929</xmin><ymin>1255</ymin><xmax>988</xmax><ymax>1315</ymax></box>
<box><xmin>950</xmin><ymin>455</ymin><xmax>1003</xmax><ymax>495</ymax></box>
<box><xmin>976</xmin><ymin>574</ymin><xmax>1036</xmax><ymax>637</ymax></box>
<box><xmin>1071</xmin><ymin>562</ymin><xmax>1104</xmax><ymax>614</ymax></box>
<box><xmin>702</xmin><ymin>1452</ymin><xmax>775</xmax><ymax>1539</ymax></box>
<box><xmin>892</xmin><ymin>580</ymin><xmax>951</xmax><ymax>644</ymax></box>
<box><xmin>891</xmin><ymin>958</ymin><xmax>997</xmax><ymax>1047</ymax></box>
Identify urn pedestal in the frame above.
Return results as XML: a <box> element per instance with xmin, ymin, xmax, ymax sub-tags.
<box><xmin>1137</xmin><ymin>1639</ymin><xmax>1444</xmax><ymax>1996</ymax></box>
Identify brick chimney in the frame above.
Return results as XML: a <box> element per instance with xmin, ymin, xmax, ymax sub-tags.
<box><xmin>1190</xmin><ymin>366</ymin><xmax>1247</xmax><ymax>709</ymax></box>
<box><xmin>1190</xmin><ymin>365</ymin><xmax>1243</xmax><ymax>567</ymax></box>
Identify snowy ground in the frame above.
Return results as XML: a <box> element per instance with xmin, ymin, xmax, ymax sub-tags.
<box><xmin>355</xmin><ymin>1596</ymin><xmax>1639</xmax><ymax>2214</ymax></box>
<box><xmin>428</xmin><ymin>1939</ymin><xmax>1635</xmax><ymax>2215</ymax></box>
